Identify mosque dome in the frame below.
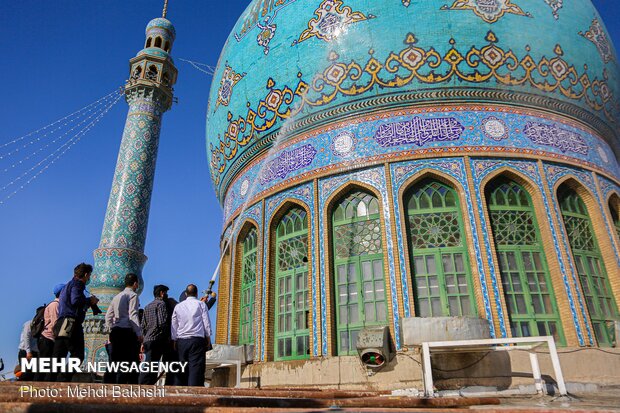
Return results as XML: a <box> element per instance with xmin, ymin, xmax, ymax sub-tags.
<box><xmin>209</xmin><ymin>0</ymin><xmax>620</xmax><ymax>374</ymax></box>
<box><xmin>206</xmin><ymin>0</ymin><xmax>620</xmax><ymax>204</ymax></box>
<box><xmin>146</xmin><ymin>17</ymin><xmax>176</xmax><ymax>39</ymax></box>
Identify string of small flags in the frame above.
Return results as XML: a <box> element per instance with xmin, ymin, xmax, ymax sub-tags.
<box><xmin>0</xmin><ymin>91</ymin><xmax>123</xmax><ymax>205</ymax></box>
<box><xmin>0</xmin><ymin>89</ymin><xmax>119</xmax><ymax>153</ymax></box>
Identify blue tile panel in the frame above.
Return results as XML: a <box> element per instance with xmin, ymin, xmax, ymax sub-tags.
<box><xmin>223</xmin><ymin>108</ymin><xmax>619</xmax><ymax>223</ymax></box>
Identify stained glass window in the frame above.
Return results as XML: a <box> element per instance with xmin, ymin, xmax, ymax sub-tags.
<box><xmin>239</xmin><ymin>227</ymin><xmax>258</xmax><ymax>345</ymax></box>
<box><xmin>559</xmin><ymin>186</ymin><xmax>618</xmax><ymax>346</ymax></box>
<box><xmin>275</xmin><ymin>208</ymin><xmax>310</xmax><ymax>360</ymax></box>
<box><xmin>488</xmin><ymin>179</ymin><xmax>564</xmax><ymax>343</ymax></box>
<box><xmin>406</xmin><ymin>179</ymin><xmax>476</xmax><ymax>317</ymax></box>
<box><xmin>332</xmin><ymin>191</ymin><xmax>388</xmax><ymax>355</ymax></box>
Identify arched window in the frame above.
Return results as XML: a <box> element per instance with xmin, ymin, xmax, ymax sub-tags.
<box><xmin>405</xmin><ymin>179</ymin><xmax>476</xmax><ymax>317</ymax></box>
<box><xmin>239</xmin><ymin>227</ymin><xmax>258</xmax><ymax>345</ymax></box>
<box><xmin>154</xmin><ymin>36</ymin><xmax>162</xmax><ymax>48</ymax></box>
<box><xmin>274</xmin><ymin>208</ymin><xmax>310</xmax><ymax>360</ymax></box>
<box><xmin>164</xmin><ymin>41</ymin><xmax>170</xmax><ymax>52</ymax></box>
<box><xmin>132</xmin><ymin>66</ymin><xmax>142</xmax><ymax>80</ymax></box>
<box><xmin>146</xmin><ymin>37</ymin><xmax>152</xmax><ymax>48</ymax></box>
<box><xmin>332</xmin><ymin>190</ymin><xmax>387</xmax><ymax>355</ymax></box>
<box><xmin>487</xmin><ymin>179</ymin><xmax>563</xmax><ymax>343</ymax></box>
<box><xmin>610</xmin><ymin>195</ymin><xmax>620</xmax><ymax>242</ymax></box>
<box><xmin>162</xmin><ymin>72</ymin><xmax>170</xmax><ymax>86</ymax></box>
<box><xmin>558</xmin><ymin>185</ymin><xmax>618</xmax><ymax>346</ymax></box>
<box><xmin>146</xmin><ymin>65</ymin><xmax>158</xmax><ymax>81</ymax></box>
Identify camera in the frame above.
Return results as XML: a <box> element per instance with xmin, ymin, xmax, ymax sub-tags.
<box><xmin>85</xmin><ymin>290</ymin><xmax>102</xmax><ymax>315</ymax></box>
<box><xmin>90</xmin><ymin>302</ymin><xmax>102</xmax><ymax>315</ymax></box>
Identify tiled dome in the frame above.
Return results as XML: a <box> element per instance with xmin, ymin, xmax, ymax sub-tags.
<box><xmin>206</xmin><ymin>0</ymin><xmax>619</xmax><ymax>203</ymax></box>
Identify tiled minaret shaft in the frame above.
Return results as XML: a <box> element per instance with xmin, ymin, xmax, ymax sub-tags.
<box><xmin>84</xmin><ymin>12</ymin><xmax>177</xmax><ymax>364</ymax></box>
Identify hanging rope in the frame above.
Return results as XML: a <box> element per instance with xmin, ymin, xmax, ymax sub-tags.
<box><xmin>178</xmin><ymin>58</ymin><xmax>217</xmax><ymax>76</ymax></box>
<box><xmin>0</xmin><ymin>89</ymin><xmax>120</xmax><ymax>154</ymax></box>
<box><xmin>0</xmin><ymin>91</ymin><xmax>123</xmax><ymax>205</ymax></box>
<box><xmin>2</xmin><ymin>98</ymin><xmax>117</xmax><ymax>173</ymax></box>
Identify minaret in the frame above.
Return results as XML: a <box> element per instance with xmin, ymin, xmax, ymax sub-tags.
<box><xmin>84</xmin><ymin>2</ymin><xmax>178</xmax><ymax>364</ymax></box>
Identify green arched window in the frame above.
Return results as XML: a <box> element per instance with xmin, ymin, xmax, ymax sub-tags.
<box><xmin>405</xmin><ymin>179</ymin><xmax>476</xmax><ymax>317</ymax></box>
<box><xmin>487</xmin><ymin>179</ymin><xmax>564</xmax><ymax>343</ymax></box>
<box><xmin>332</xmin><ymin>190</ymin><xmax>387</xmax><ymax>355</ymax></box>
<box><xmin>610</xmin><ymin>196</ymin><xmax>620</xmax><ymax>242</ymax></box>
<box><xmin>558</xmin><ymin>186</ymin><xmax>618</xmax><ymax>346</ymax></box>
<box><xmin>239</xmin><ymin>227</ymin><xmax>258</xmax><ymax>345</ymax></box>
<box><xmin>275</xmin><ymin>207</ymin><xmax>310</xmax><ymax>360</ymax></box>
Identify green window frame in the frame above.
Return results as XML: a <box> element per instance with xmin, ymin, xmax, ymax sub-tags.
<box><xmin>406</xmin><ymin>179</ymin><xmax>477</xmax><ymax>317</ymax></box>
<box><xmin>274</xmin><ymin>208</ymin><xmax>310</xmax><ymax>360</ymax></box>
<box><xmin>239</xmin><ymin>227</ymin><xmax>258</xmax><ymax>345</ymax></box>
<box><xmin>559</xmin><ymin>186</ymin><xmax>619</xmax><ymax>346</ymax></box>
<box><xmin>487</xmin><ymin>179</ymin><xmax>564</xmax><ymax>344</ymax></box>
<box><xmin>332</xmin><ymin>191</ymin><xmax>388</xmax><ymax>355</ymax></box>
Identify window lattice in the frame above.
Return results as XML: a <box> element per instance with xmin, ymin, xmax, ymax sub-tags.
<box><xmin>275</xmin><ymin>207</ymin><xmax>310</xmax><ymax>360</ymax></box>
<box><xmin>332</xmin><ymin>190</ymin><xmax>387</xmax><ymax>355</ymax></box>
<box><xmin>406</xmin><ymin>179</ymin><xmax>475</xmax><ymax>318</ymax></box>
<box><xmin>333</xmin><ymin>191</ymin><xmax>380</xmax><ymax>221</ymax></box>
<box><xmin>277</xmin><ymin>208</ymin><xmax>308</xmax><ymax>237</ymax></box>
<box><xmin>239</xmin><ymin>227</ymin><xmax>258</xmax><ymax>345</ymax></box>
<box><xmin>278</xmin><ymin>235</ymin><xmax>308</xmax><ymax>272</ymax></box>
<box><xmin>563</xmin><ymin>215</ymin><xmax>596</xmax><ymax>252</ymax></box>
<box><xmin>334</xmin><ymin>220</ymin><xmax>382</xmax><ymax>258</ymax></box>
<box><xmin>489</xmin><ymin>210</ymin><xmax>537</xmax><ymax>246</ymax></box>
<box><xmin>488</xmin><ymin>180</ymin><xmax>563</xmax><ymax>343</ymax></box>
<box><xmin>408</xmin><ymin>212</ymin><xmax>461</xmax><ymax>248</ymax></box>
<box><xmin>559</xmin><ymin>186</ymin><xmax>618</xmax><ymax>346</ymax></box>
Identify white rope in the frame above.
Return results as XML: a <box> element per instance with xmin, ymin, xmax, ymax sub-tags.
<box><xmin>0</xmin><ymin>93</ymin><xmax>123</xmax><ymax>205</ymax></box>
<box><xmin>0</xmin><ymin>89</ymin><xmax>120</xmax><ymax>152</ymax></box>
<box><xmin>3</xmin><ymin>100</ymin><xmax>114</xmax><ymax>173</ymax></box>
<box><xmin>0</xmin><ymin>92</ymin><xmax>116</xmax><ymax>160</ymax></box>
<box><xmin>178</xmin><ymin>58</ymin><xmax>216</xmax><ymax>76</ymax></box>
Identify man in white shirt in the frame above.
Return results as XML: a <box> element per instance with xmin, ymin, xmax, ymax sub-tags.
<box><xmin>18</xmin><ymin>319</ymin><xmax>39</xmax><ymax>381</ymax></box>
<box><xmin>104</xmin><ymin>273</ymin><xmax>142</xmax><ymax>384</ymax></box>
<box><xmin>171</xmin><ymin>284</ymin><xmax>211</xmax><ymax>386</ymax></box>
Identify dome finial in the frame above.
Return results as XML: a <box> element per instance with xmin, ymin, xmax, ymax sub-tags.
<box><xmin>162</xmin><ymin>0</ymin><xmax>169</xmax><ymax>18</ymax></box>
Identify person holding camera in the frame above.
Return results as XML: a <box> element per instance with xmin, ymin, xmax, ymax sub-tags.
<box><xmin>104</xmin><ymin>273</ymin><xmax>142</xmax><ymax>384</ymax></box>
<box><xmin>49</xmin><ymin>263</ymin><xmax>99</xmax><ymax>382</ymax></box>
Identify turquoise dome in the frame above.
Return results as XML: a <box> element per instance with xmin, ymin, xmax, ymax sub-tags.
<box><xmin>146</xmin><ymin>17</ymin><xmax>176</xmax><ymax>39</ymax></box>
<box><xmin>206</xmin><ymin>0</ymin><xmax>620</xmax><ymax>203</ymax></box>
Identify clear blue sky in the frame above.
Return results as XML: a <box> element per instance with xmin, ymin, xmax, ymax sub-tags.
<box><xmin>0</xmin><ymin>0</ymin><xmax>618</xmax><ymax>375</ymax></box>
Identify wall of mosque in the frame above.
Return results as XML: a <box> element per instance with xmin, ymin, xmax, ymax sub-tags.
<box><xmin>215</xmin><ymin>150</ymin><xmax>620</xmax><ymax>362</ymax></box>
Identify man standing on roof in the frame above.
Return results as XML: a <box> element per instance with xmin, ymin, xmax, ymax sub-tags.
<box><xmin>35</xmin><ymin>283</ymin><xmax>64</xmax><ymax>381</ymax></box>
<box><xmin>50</xmin><ymin>263</ymin><xmax>98</xmax><ymax>382</ymax></box>
<box><xmin>105</xmin><ymin>273</ymin><xmax>142</xmax><ymax>384</ymax></box>
<box><xmin>138</xmin><ymin>284</ymin><xmax>170</xmax><ymax>385</ymax></box>
<box><xmin>171</xmin><ymin>284</ymin><xmax>211</xmax><ymax>387</ymax></box>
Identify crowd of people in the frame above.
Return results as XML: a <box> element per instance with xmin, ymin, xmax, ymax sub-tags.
<box><xmin>17</xmin><ymin>262</ymin><xmax>216</xmax><ymax>387</ymax></box>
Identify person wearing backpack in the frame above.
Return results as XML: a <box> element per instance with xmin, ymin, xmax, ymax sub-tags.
<box><xmin>49</xmin><ymin>263</ymin><xmax>98</xmax><ymax>382</ymax></box>
<box><xmin>33</xmin><ymin>284</ymin><xmax>64</xmax><ymax>381</ymax></box>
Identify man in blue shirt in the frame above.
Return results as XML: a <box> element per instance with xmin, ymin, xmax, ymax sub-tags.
<box><xmin>49</xmin><ymin>263</ymin><xmax>99</xmax><ymax>382</ymax></box>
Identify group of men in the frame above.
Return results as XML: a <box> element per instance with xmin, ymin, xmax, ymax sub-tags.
<box><xmin>18</xmin><ymin>262</ymin><xmax>215</xmax><ymax>387</ymax></box>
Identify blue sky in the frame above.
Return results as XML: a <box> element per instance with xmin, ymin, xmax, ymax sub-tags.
<box><xmin>0</xmin><ymin>0</ymin><xmax>619</xmax><ymax>374</ymax></box>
